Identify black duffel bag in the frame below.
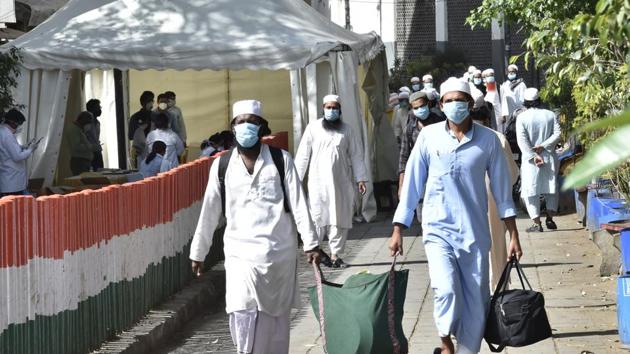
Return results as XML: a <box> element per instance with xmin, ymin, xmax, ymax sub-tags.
<box><xmin>484</xmin><ymin>258</ymin><xmax>552</xmax><ymax>352</ymax></box>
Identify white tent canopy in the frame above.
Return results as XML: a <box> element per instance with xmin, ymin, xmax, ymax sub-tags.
<box><xmin>9</xmin><ymin>0</ymin><xmax>383</xmax><ymax>71</ymax></box>
<box><xmin>2</xmin><ymin>0</ymin><xmax>388</xmax><ymax>222</ymax></box>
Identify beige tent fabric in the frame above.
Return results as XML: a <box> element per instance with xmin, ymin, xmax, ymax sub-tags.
<box><xmin>488</xmin><ymin>131</ymin><xmax>519</xmax><ymax>291</ymax></box>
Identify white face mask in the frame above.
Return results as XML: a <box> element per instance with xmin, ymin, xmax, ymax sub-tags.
<box><xmin>158</xmin><ymin>102</ymin><xmax>168</xmax><ymax>110</ymax></box>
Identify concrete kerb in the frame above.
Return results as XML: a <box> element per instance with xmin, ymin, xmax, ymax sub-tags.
<box><xmin>92</xmin><ymin>267</ymin><xmax>226</xmax><ymax>354</ymax></box>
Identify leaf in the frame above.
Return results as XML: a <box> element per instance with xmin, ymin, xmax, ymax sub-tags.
<box><xmin>563</xmin><ymin>119</ymin><xmax>630</xmax><ymax>190</ymax></box>
<box><xmin>573</xmin><ymin>108</ymin><xmax>630</xmax><ymax>133</ymax></box>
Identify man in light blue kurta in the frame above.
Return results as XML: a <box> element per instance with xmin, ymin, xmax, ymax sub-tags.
<box><xmin>389</xmin><ymin>78</ymin><xmax>523</xmax><ymax>354</ymax></box>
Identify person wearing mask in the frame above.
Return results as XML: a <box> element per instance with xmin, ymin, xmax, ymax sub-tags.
<box><xmin>471</xmin><ymin>90</ymin><xmax>519</xmax><ymax>290</ymax></box>
<box><xmin>295</xmin><ymin>95</ymin><xmax>368</xmax><ymax>269</ymax></box>
<box><xmin>500</xmin><ymin>64</ymin><xmax>527</xmax><ymax>127</ymax></box>
<box><xmin>190</xmin><ymin>100</ymin><xmax>320</xmax><ymax>354</ymax></box>
<box><xmin>482</xmin><ymin>68</ymin><xmax>503</xmax><ymax>132</ymax></box>
<box><xmin>471</xmin><ymin>69</ymin><xmax>486</xmax><ymax>96</ymax></box>
<box><xmin>410</xmin><ymin>76</ymin><xmax>422</xmax><ymax>92</ymax></box>
<box><xmin>164</xmin><ymin>91</ymin><xmax>187</xmax><ymax>146</ymax></box>
<box><xmin>422</xmin><ymin>74</ymin><xmax>434</xmax><ymax>90</ymax></box>
<box><xmin>85</xmin><ymin>99</ymin><xmax>104</xmax><ymax>170</ymax></box>
<box><xmin>464</xmin><ymin>65</ymin><xmax>477</xmax><ymax>83</ymax></box>
<box><xmin>68</xmin><ymin>111</ymin><xmax>100</xmax><ymax>175</ymax></box>
<box><xmin>0</xmin><ymin>109</ymin><xmax>39</xmax><ymax>197</ymax></box>
<box><xmin>393</xmin><ymin>91</ymin><xmax>410</xmax><ymax>147</ymax></box>
<box><xmin>399</xmin><ymin>86</ymin><xmax>411</xmax><ymax>94</ymax></box>
<box><xmin>146</xmin><ymin>112</ymin><xmax>184</xmax><ymax>170</ymax></box>
<box><xmin>516</xmin><ymin>88</ymin><xmax>561</xmax><ymax>232</ymax></box>
<box><xmin>423</xmin><ymin>89</ymin><xmax>447</xmax><ymax>121</ymax></box>
<box><xmin>129</xmin><ymin>91</ymin><xmax>155</xmax><ymax>168</ymax></box>
<box><xmin>386</xmin><ymin>92</ymin><xmax>399</xmax><ymax>122</ymax></box>
<box><xmin>389</xmin><ymin>78</ymin><xmax>522</xmax><ymax>354</ymax></box>
<box><xmin>139</xmin><ymin>140</ymin><xmax>172</xmax><ymax>178</ymax></box>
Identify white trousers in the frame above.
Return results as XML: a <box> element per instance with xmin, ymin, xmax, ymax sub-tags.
<box><xmin>524</xmin><ymin>193</ymin><xmax>559</xmax><ymax>219</ymax></box>
<box><xmin>317</xmin><ymin>226</ymin><xmax>349</xmax><ymax>256</ymax></box>
<box><xmin>229</xmin><ymin>309</ymin><xmax>290</xmax><ymax>354</ymax></box>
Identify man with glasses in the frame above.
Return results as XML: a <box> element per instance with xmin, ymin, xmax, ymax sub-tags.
<box><xmin>389</xmin><ymin>78</ymin><xmax>523</xmax><ymax>354</ymax></box>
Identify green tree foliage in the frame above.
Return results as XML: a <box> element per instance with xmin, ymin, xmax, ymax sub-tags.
<box><xmin>468</xmin><ymin>0</ymin><xmax>630</xmax><ymax>195</ymax></box>
<box><xmin>0</xmin><ymin>47</ymin><xmax>22</xmax><ymax>113</ymax></box>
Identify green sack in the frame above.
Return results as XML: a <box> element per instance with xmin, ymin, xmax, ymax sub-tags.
<box><xmin>308</xmin><ymin>261</ymin><xmax>409</xmax><ymax>354</ymax></box>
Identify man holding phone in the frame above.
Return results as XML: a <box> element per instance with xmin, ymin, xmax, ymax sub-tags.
<box><xmin>0</xmin><ymin>109</ymin><xmax>40</xmax><ymax>197</ymax></box>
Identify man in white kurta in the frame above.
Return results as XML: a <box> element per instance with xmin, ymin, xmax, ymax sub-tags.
<box><xmin>0</xmin><ymin>109</ymin><xmax>39</xmax><ymax>197</ymax></box>
<box><xmin>516</xmin><ymin>88</ymin><xmax>562</xmax><ymax>232</ymax></box>
<box><xmin>500</xmin><ymin>64</ymin><xmax>527</xmax><ymax>126</ymax></box>
<box><xmin>295</xmin><ymin>95</ymin><xmax>368</xmax><ymax>268</ymax></box>
<box><xmin>393</xmin><ymin>91</ymin><xmax>410</xmax><ymax>147</ymax></box>
<box><xmin>190</xmin><ymin>100</ymin><xmax>320</xmax><ymax>354</ymax></box>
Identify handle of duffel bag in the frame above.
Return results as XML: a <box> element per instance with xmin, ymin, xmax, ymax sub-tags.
<box><xmin>512</xmin><ymin>257</ymin><xmax>533</xmax><ymax>291</ymax></box>
<box><xmin>312</xmin><ymin>262</ymin><xmax>328</xmax><ymax>354</ymax></box>
<box><xmin>387</xmin><ymin>253</ymin><xmax>402</xmax><ymax>354</ymax></box>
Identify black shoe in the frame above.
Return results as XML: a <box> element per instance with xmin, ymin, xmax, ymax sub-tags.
<box><xmin>526</xmin><ymin>223</ymin><xmax>544</xmax><ymax>232</ymax></box>
<box><xmin>546</xmin><ymin>218</ymin><xmax>558</xmax><ymax>230</ymax></box>
<box><xmin>319</xmin><ymin>250</ymin><xmax>333</xmax><ymax>267</ymax></box>
<box><xmin>332</xmin><ymin>258</ymin><xmax>348</xmax><ymax>269</ymax></box>
<box><xmin>433</xmin><ymin>348</ymin><xmax>442</xmax><ymax>354</ymax></box>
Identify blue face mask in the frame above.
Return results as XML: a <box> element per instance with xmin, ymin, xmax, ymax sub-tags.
<box><xmin>473</xmin><ymin>78</ymin><xmax>482</xmax><ymax>85</ymax></box>
<box><xmin>508</xmin><ymin>73</ymin><xmax>517</xmax><ymax>81</ymax></box>
<box><xmin>413</xmin><ymin>106</ymin><xmax>430</xmax><ymax>120</ymax></box>
<box><xmin>324</xmin><ymin>108</ymin><xmax>340</xmax><ymax>121</ymax></box>
<box><xmin>486</xmin><ymin>76</ymin><xmax>495</xmax><ymax>83</ymax></box>
<box><xmin>423</xmin><ymin>82</ymin><xmax>433</xmax><ymax>89</ymax></box>
<box><xmin>442</xmin><ymin>101</ymin><xmax>470</xmax><ymax>124</ymax></box>
<box><xmin>233</xmin><ymin>122</ymin><xmax>260</xmax><ymax>148</ymax></box>
<box><xmin>411</xmin><ymin>84</ymin><xmax>421</xmax><ymax>92</ymax></box>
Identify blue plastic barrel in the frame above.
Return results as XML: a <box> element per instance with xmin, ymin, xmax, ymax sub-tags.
<box><xmin>622</xmin><ymin>229</ymin><xmax>630</xmax><ymax>275</ymax></box>
<box><xmin>619</xmin><ymin>276</ymin><xmax>630</xmax><ymax>348</ymax></box>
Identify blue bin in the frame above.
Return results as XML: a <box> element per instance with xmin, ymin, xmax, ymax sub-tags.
<box><xmin>622</xmin><ymin>229</ymin><xmax>630</xmax><ymax>275</ymax></box>
<box><xmin>618</xmin><ymin>276</ymin><xmax>630</xmax><ymax>348</ymax></box>
<box><xmin>586</xmin><ymin>194</ymin><xmax>630</xmax><ymax>232</ymax></box>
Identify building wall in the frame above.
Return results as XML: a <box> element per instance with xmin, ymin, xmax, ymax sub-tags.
<box><xmin>395</xmin><ymin>0</ymin><xmax>435</xmax><ymax>61</ymax></box>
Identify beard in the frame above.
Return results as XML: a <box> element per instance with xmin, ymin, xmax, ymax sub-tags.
<box><xmin>322</xmin><ymin>118</ymin><xmax>342</xmax><ymax>131</ymax></box>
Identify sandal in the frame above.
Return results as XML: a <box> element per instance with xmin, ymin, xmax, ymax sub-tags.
<box><xmin>545</xmin><ymin>218</ymin><xmax>558</xmax><ymax>230</ymax></box>
<box><xmin>526</xmin><ymin>223</ymin><xmax>543</xmax><ymax>232</ymax></box>
<box><xmin>332</xmin><ymin>258</ymin><xmax>348</xmax><ymax>269</ymax></box>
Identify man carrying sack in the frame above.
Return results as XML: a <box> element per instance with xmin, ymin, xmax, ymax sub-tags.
<box><xmin>389</xmin><ymin>78</ymin><xmax>523</xmax><ymax>354</ymax></box>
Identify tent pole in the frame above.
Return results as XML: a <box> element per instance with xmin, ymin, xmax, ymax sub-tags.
<box><xmin>113</xmin><ymin>69</ymin><xmax>127</xmax><ymax>169</ymax></box>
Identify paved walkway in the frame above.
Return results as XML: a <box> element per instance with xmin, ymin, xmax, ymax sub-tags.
<box><xmin>160</xmin><ymin>213</ymin><xmax>621</xmax><ymax>353</ymax></box>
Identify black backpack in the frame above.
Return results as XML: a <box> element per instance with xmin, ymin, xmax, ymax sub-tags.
<box><xmin>218</xmin><ymin>147</ymin><xmax>290</xmax><ymax>215</ymax></box>
<box><xmin>484</xmin><ymin>258</ymin><xmax>552</xmax><ymax>352</ymax></box>
<box><xmin>503</xmin><ymin>107</ymin><xmax>526</xmax><ymax>155</ymax></box>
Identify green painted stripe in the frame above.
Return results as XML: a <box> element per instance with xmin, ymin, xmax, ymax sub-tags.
<box><xmin>0</xmin><ymin>238</ymin><xmax>222</xmax><ymax>354</ymax></box>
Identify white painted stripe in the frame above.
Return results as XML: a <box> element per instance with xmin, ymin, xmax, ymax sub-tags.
<box><xmin>0</xmin><ymin>201</ymin><xmax>201</xmax><ymax>333</ymax></box>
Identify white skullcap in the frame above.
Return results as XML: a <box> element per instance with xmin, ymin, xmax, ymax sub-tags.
<box><xmin>422</xmin><ymin>74</ymin><xmax>433</xmax><ymax>81</ymax></box>
<box><xmin>482</xmin><ymin>68</ymin><xmax>495</xmax><ymax>76</ymax></box>
<box><xmin>524</xmin><ymin>87</ymin><xmax>539</xmax><ymax>101</ymax></box>
<box><xmin>399</xmin><ymin>86</ymin><xmax>411</xmax><ymax>93</ymax></box>
<box><xmin>473</xmin><ymin>69</ymin><xmax>482</xmax><ymax>76</ymax></box>
<box><xmin>471</xmin><ymin>87</ymin><xmax>485</xmax><ymax>109</ymax></box>
<box><xmin>323</xmin><ymin>94</ymin><xmax>340</xmax><ymax>105</ymax></box>
<box><xmin>389</xmin><ymin>92</ymin><xmax>399</xmax><ymax>99</ymax></box>
<box><xmin>398</xmin><ymin>91</ymin><xmax>410</xmax><ymax>99</ymax></box>
<box><xmin>389</xmin><ymin>94</ymin><xmax>399</xmax><ymax>105</ymax></box>
<box><xmin>440</xmin><ymin>77</ymin><xmax>472</xmax><ymax>100</ymax></box>
<box><xmin>410</xmin><ymin>76</ymin><xmax>420</xmax><ymax>83</ymax></box>
<box><xmin>232</xmin><ymin>99</ymin><xmax>263</xmax><ymax>119</ymax></box>
<box><xmin>508</xmin><ymin>64</ymin><xmax>519</xmax><ymax>71</ymax></box>
<box><xmin>468</xmin><ymin>65</ymin><xmax>477</xmax><ymax>73</ymax></box>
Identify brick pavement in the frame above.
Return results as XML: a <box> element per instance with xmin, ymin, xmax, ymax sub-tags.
<box><xmin>159</xmin><ymin>212</ymin><xmax>622</xmax><ymax>353</ymax></box>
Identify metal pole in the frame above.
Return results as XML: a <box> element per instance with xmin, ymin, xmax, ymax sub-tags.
<box><xmin>345</xmin><ymin>0</ymin><xmax>351</xmax><ymax>29</ymax></box>
<box><xmin>113</xmin><ymin>69</ymin><xmax>127</xmax><ymax>170</ymax></box>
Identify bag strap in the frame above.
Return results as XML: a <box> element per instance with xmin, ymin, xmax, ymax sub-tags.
<box><xmin>512</xmin><ymin>258</ymin><xmax>533</xmax><ymax>290</ymax></box>
<box><xmin>387</xmin><ymin>254</ymin><xmax>402</xmax><ymax>354</ymax></box>
<box><xmin>312</xmin><ymin>262</ymin><xmax>328</xmax><ymax>354</ymax></box>
<box><xmin>218</xmin><ymin>149</ymin><xmax>234</xmax><ymax>216</ymax></box>
<box><xmin>268</xmin><ymin>146</ymin><xmax>291</xmax><ymax>213</ymax></box>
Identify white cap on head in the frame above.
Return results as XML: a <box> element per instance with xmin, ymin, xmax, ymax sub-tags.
<box><xmin>422</xmin><ymin>74</ymin><xmax>433</xmax><ymax>81</ymax></box>
<box><xmin>389</xmin><ymin>93</ymin><xmax>399</xmax><ymax>105</ymax></box>
<box><xmin>398</xmin><ymin>91</ymin><xmax>410</xmax><ymax>99</ymax></box>
<box><xmin>411</xmin><ymin>76</ymin><xmax>421</xmax><ymax>83</ymax></box>
<box><xmin>473</xmin><ymin>69</ymin><xmax>482</xmax><ymax>76</ymax></box>
<box><xmin>323</xmin><ymin>94</ymin><xmax>340</xmax><ymax>105</ymax></box>
<box><xmin>468</xmin><ymin>65</ymin><xmax>477</xmax><ymax>74</ymax></box>
<box><xmin>399</xmin><ymin>86</ymin><xmax>411</xmax><ymax>93</ymax></box>
<box><xmin>440</xmin><ymin>77</ymin><xmax>472</xmax><ymax>100</ymax></box>
<box><xmin>471</xmin><ymin>87</ymin><xmax>485</xmax><ymax>109</ymax></box>
<box><xmin>524</xmin><ymin>87</ymin><xmax>539</xmax><ymax>101</ymax></box>
<box><xmin>482</xmin><ymin>68</ymin><xmax>495</xmax><ymax>76</ymax></box>
<box><xmin>508</xmin><ymin>64</ymin><xmax>518</xmax><ymax>72</ymax></box>
<box><xmin>232</xmin><ymin>99</ymin><xmax>263</xmax><ymax>119</ymax></box>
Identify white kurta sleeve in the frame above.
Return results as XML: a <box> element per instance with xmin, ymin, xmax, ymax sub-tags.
<box><xmin>348</xmin><ymin>126</ymin><xmax>368</xmax><ymax>183</ymax></box>
<box><xmin>283</xmin><ymin>152</ymin><xmax>319</xmax><ymax>251</ymax></box>
<box><xmin>293</xmin><ymin>124</ymin><xmax>313</xmax><ymax>181</ymax></box>
<box><xmin>540</xmin><ymin>114</ymin><xmax>561</xmax><ymax>151</ymax></box>
<box><xmin>516</xmin><ymin>115</ymin><xmax>535</xmax><ymax>161</ymax></box>
<box><xmin>2</xmin><ymin>135</ymin><xmax>32</xmax><ymax>162</ymax></box>
<box><xmin>190</xmin><ymin>160</ymin><xmax>223</xmax><ymax>262</ymax></box>
<box><xmin>487</xmin><ymin>136</ymin><xmax>517</xmax><ymax>219</ymax></box>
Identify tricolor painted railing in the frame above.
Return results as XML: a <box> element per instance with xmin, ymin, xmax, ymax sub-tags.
<box><xmin>0</xmin><ymin>156</ymin><xmax>217</xmax><ymax>354</ymax></box>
